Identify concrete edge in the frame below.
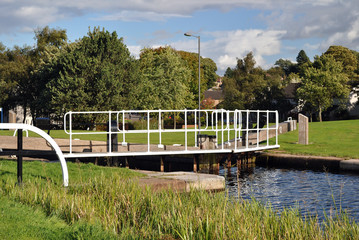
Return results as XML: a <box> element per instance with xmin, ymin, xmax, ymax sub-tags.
<box><xmin>136</xmin><ymin>170</ymin><xmax>225</xmax><ymax>192</ymax></box>
<box><xmin>259</xmin><ymin>152</ymin><xmax>359</xmax><ymax>172</ymax></box>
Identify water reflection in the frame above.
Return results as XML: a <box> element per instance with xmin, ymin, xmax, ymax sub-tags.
<box><xmin>219</xmin><ymin>164</ymin><xmax>359</xmax><ymax>221</ymax></box>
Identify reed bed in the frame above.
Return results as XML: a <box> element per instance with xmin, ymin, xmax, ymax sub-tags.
<box><xmin>0</xmin><ymin>160</ymin><xmax>358</xmax><ymax>239</ymax></box>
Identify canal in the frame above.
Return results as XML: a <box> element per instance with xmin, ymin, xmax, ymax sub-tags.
<box><xmin>219</xmin><ymin>164</ymin><xmax>359</xmax><ymax>222</ymax></box>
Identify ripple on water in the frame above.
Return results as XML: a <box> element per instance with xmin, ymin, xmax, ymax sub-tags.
<box><xmin>219</xmin><ymin>165</ymin><xmax>359</xmax><ymax>221</ymax></box>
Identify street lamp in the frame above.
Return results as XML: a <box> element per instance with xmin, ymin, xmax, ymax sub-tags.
<box><xmin>184</xmin><ymin>32</ymin><xmax>201</xmax><ymax>131</ymax></box>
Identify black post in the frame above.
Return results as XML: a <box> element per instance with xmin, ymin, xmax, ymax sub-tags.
<box><xmin>17</xmin><ymin>129</ymin><xmax>23</xmax><ymax>185</ymax></box>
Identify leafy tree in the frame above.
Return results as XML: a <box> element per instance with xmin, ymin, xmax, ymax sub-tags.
<box><xmin>177</xmin><ymin>51</ymin><xmax>218</xmax><ymax>105</ymax></box>
<box><xmin>44</xmin><ymin>27</ymin><xmax>139</xmax><ymax>125</ymax></box>
<box><xmin>296</xmin><ymin>50</ymin><xmax>311</xmax><ymax>76</ymax></box>
<box><xmin>34</xmin><ymin>26</ymin><xmax>67</xmax><ymax>53</ymax></box>
<box><xmin>201</xmin><ymin>57</ymin><xmax>218</xmax><ymax>88</ymax></box>
<box><xmin>137</xmin><ymin>47</ymin><xmax>193</xmax><ymax>110</ymax></box>
<box><xmin>0</xmin><ymin>46</ymin><xmax>34</xmax><ymax>122</ymax></box>
<box><xmin>0</xmin><ymin>43</ymin><xmax>13</xmax><ymax>106</ymax></box>
<box><xmin>275</xmin><ymin>58</ymin><xmax>296</xmax><ymax>76</ymax></box>
<box><xmin>296</xmin><ymin>54</ymin><xmax>350</xmax><ymax>122</ymax></box>
<box><xmin>324</xmin><ymin>45</ymin><xmax>359</xmax><ymax>88</ymax></box>
<box><xmin>138</xmin><ymin>47</ymin><xmax>194</xmax><ymax>128</ymax></box>
<box><xmin>30</xmin><ymin>26</ymin><xmax>68</xmax><ymax>121</ymax></box>
<box><xmin>221</xmin><ymin>52</ymin><xmax>286</xmax><ymax>111</ymax></box>
<box><xmin>296</xmin><ymin>50</ymin><xmax>310</xmax><ymax>66</ymax></box>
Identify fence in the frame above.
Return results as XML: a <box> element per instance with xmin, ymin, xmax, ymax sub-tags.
<box><xmin>63</xmin><ymin>109</ymin><xmax>279</xmax><ymax>157</ymax></box>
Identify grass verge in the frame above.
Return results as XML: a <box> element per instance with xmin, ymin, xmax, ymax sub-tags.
<box><xmin>269</xmin><ymin>119</ymin><xmax>359</xmax><ymax>159</ymax></box>
<box><xmin>1</xmin><ymin>160</ymin><xmax>359</xmax><ymax>239</ymax></box>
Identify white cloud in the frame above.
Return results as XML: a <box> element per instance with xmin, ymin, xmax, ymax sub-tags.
<box><xmin>2</xmin><ymin>0</ymin><xmax>359</xmax><ymax>74</ymax></box>
<box><xmin>128</xmin><ymin>45</ymin><xmax>141</xmax><ymax>58</ymax></box>
<box><xmin>207</xmin><ymin>29</ymin><xmax>285</xmax><ymax>71</ymax></box>
<box><xmin>96</xmin><ymin>11</ymin><xmax>190</xmax><ymax>22</ymax></box>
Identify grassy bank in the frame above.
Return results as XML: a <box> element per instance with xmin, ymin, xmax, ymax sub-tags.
<box><xmin>1</xmin><ymin>160</ymin><xmax>359</xmax><ymax>239</ymax></box>
<box><xmin>270</xmin><ymin>119</ymin><xmax>359</xmax><ymax>159</ymax></box>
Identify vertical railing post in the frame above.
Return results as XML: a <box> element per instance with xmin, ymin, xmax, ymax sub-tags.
<box><xmin>276</xmin><ymin>111</ymin><xmax>279</xmax><ymax>146</ymax></box>
<box><xmin>158</xmin><ymin>110</ymin><xmax>164</xmax><ymax>148</ymax></box>
<box><xmin>215</xmin><ymin>111</ymin><xmax>218</xmax><ymax>148</ymax></box>
<box><xmin>69</xmin><ymin>112</ymin><xmax>72</xmax><ymax>154</ymax></box>
<box><xmin>221</xmin><ymin>109</ymin><xmax>224</xmax><ymax>150</ymax></box>
<box><xmin>185</xmin><ymin>109</ymin><xmax>188</xmax><ymax>151</ymax></box>
<box><xmin>246</xmin><ymin>110</ymin><xmax>249</xmax><ymax>149</ymax></box>
<box><xmin>195</xmin><ymin>109</ymin><xmax>198</xmax><ymax>147</ymax></box>
<box><xmin>147</xmin><ymin>111</ymin><xmax>150</xmax><ymax>152</ymax></box>
<box><xmin>108</xmin><ymin>111</ymin><xmax>112</xmax><ymax>153</ymax></box>
<box><xmin>257</xmin><ymin>110</ymin><xmax>260</xmax><ymax>148</ymax></box>
<box><xmin>122</xmin><ymin>110</ymin><xmax>126</xmax><ymax>145</ymax></box>
<box><xmin>227</xmin><ymin>110</ymin><xmax>231</xmax><ymax>146</ymax></box>
<box><xmin>234</xmin><ymin>110</ymin><xmax>237</xmax><ymax>150</ymax></box>
<box><xmin>266</xmin><ymin>110</ymin><xmax>269</xmax><ymax>147</ymax></box>
<box><xmin>17</xmin><ymin>129</ymin><xmax>23</xmax><ymax>185</ymax></box>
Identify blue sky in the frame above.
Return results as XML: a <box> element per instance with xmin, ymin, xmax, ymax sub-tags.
<box><xmin>1</xmin><ymin>0</ymin><xmax>358</xmax><ymax>75</ymax></box>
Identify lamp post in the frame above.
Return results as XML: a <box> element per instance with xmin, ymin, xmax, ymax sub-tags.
<box><xmin>184</xmin><ymin>32</ymin><xmax>201</xmax><ymax>131</ymax></box>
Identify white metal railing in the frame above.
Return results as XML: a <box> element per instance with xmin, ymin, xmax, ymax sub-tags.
<box><xmin>63</xmin><ymin>109</ymin><xmax>279</xmax><ymax>157</ymax></box>
<box><xmin>0</xmin><ymin>123</ymin><xmax>69</xmax><ymax>187</ymax></box>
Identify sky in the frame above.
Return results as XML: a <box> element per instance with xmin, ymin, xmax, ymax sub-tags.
<box><xmin>1</xmin><ymin>0</ymin><xmax>359</xmax><ymax>75</ymax></box>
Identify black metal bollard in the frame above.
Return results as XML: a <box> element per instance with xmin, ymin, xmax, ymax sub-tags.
<box><xmin>107</xmin><ymin>121</ymin><xmax>118</xmax><ymax>152</ymax></box>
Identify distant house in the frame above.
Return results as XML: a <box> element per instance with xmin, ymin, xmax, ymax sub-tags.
<box><xmin>0</xmin><ymin>106</ymin><xmax>33</xmax><ymax>124</ymax></box>
<box><xmin>203</xmin><ymin>89</ymin><xmax>223</xmax><ymax>108</ymax></box>
<box><xmin>282</xmin><ymin>82</ymin><xmax>359</xmax><ymax>120</ymax></box>
<box><xmin>347</xmin><ymin>88</ymin><xmax>359</xmax><ymax>118</ymax></box>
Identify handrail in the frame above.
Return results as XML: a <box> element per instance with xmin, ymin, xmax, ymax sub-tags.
<box><xmin>63</xmin><ymin>109</ymin><xmax>279</xmax><ymax>156</ymax></box>
<box><xmin>0</xmin><ymin>123</ymin><xmax>69</xmax><ymax>187</ymax></box>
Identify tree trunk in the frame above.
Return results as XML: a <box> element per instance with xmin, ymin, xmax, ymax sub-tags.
<box><xmin>174</xmin><ymin>114</ymin><xmax>177</xmax><ymax>129</ymax></box>
<box><xmin>23</xmin><ymin>103</ymin><xmax>27</xmax><ymax>123</ymax></box>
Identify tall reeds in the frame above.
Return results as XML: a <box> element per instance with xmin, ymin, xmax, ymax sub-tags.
<box><xmin>1</xmin><ymin>160</ymin><xmax>358</xmax><ymax>239</ymax></box>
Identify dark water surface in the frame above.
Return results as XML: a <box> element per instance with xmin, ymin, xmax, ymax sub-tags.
<box><xmin>219</xmin><ymin>165</ymin><xmax>359</xmax><ymax>222</ymax></box>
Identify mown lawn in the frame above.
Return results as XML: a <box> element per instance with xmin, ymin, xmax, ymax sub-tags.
<box><xmin>0</xmin><ymin>128</ymin><xmax>236</xmax><ymax>146</ymax></box>
<box><xmin>269</xmin><ymin>119</ymin><xmax>359</xmax><ymax>159</ymax></box>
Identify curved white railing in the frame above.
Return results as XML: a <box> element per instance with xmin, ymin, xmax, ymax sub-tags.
<box><xmin>0</xmin><ymin>123</ymin><xmax>69</xmax><ymax>187</ymax></box>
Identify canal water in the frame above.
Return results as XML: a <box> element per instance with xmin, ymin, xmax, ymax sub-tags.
<box><xmin>219</xmin><ymin>164</ymin><xmax>359</xmax><ymax>222</ymax></box>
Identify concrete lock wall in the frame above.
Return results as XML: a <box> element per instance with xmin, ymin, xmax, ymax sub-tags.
<box><xmin>197</xmin><ymin>134</ymin><xmax>219</xmax><ymax>173</ymax></box>
<box><xmin>247</xmin><ymin>119</ymin><xmax>297</xmax><ymax>145</ymax></box>
<box><xmin>298</xmin><ymin>114</ymin><xmax>309</xmax><ymax>145</ymax></box>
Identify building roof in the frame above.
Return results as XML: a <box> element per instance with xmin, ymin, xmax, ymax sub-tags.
<box><xmin>204</xmin><ymin>89</ymin><xmax>223</xmax><ymax>100</ymax></box>
<box><xmin>283</xmin><ymin>83</ymin><xmax>299</xmax><ymax>99</ymax></box>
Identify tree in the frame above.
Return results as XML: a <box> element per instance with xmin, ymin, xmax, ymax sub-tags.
<box><xmin>30</xmin><ymin>26</ymin><xmax>68</xmax><ymax>122</ymax></box>
<box><xmin>296</xmin><ymin>50</ymin><xmax>311</xmax><ymax>76</ymax></box>
<box><xmin>138</xmin><ymin>47</ymin><xmax>194</xmax><ymax>128</ymax></box>
<box><xmin>177</xmin><ymin>51</ymin><xmax>218</xmax><ymax>105</ymax></box>
<box><xmin>137</xmin><ymin>47</ymin><xmax>193</xmax><ymax>110</ymax></box>
<box><xmin>201</xmin><ymin>57</ymin><xmax>218</xmax><ymax>89</ymax></box>
<box><xmin>0</xmin><ymin>46</ymin><xmax>34</xmax><ymax>122</ymax></box>
<box><xmin>296</xmin><ymin>54</ymin><xmax>350</xmax><ymax>122</ymax></box>
<box><xmin>44</xmin><ymin>27</ymin><xmax>139</xmax><ymax>125</ymax></box>
<box><xmin>296</xmin><ymin>50</ymin><xmax>310</xmax><ymax>66</ymax></box>
<box><xmin>0</xmin><ymin>43</ymin><xmax>13</xmax><ymax>106</ymax></box>
<box><xmin>275</xmin><ymin>58</ymin><xmax>296</xmax><ymax>76</ymax></box>
<box><xmin>221</xmin><ymin>52</ymin><xmax>285</xmax><ymax>111</ymax></box>
<box><xmin>324</xmin><ymin>45</ymin><xmax>359</xmax><ymax>88</ymax></box>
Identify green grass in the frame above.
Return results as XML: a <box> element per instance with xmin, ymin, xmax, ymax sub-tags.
<box><xmin>0</xmin><ymin>197</ymin><xmax>117</xmax><ymax>240</ymax></box>
<box><xmin>1</xmin><ymin>160</ymin><xmax>359</xmax><ymax>239</ymax></box>
<box><xmin>0</xmin><ymin>128</ymin><xmax>237</xmax><ymax>146</ymax></box>
<box><xmin>269</xmin><ymin>119</ymin><xmax>359</xmax><ymax>159</ymax></box>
